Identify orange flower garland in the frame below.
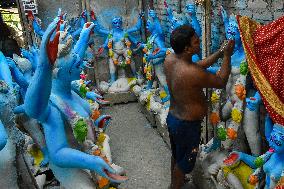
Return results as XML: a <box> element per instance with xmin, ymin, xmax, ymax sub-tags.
<box><xmin>107</xmin><ymin>32</ymin><xmax>132</xmax><ymax>67</ymax></box>
<box><xmin>91</xmin><ymin>109</ymin><xmax>101</xmax><ymax>120</ymax></box>
<box><xmin>227</xmin><ymin>60</ymin><xmax>248</xmax><ymax>140</ymax></box>
<box><xmin>248</xmin><ymin>175</ymin><xmax>259</xmax><ymax>185</ymax></box>
<box><xmin>235</xmin><ymin>84</ymin><xmax>246</xmax><ymax>100</ymax></box>
<box><xmin>275</xmin><ymin>176</ymin><xmax>284</xmax><ymax>189</ymax></box>
<box><xmin>227</xmin><ymin>128</ymin><xmax>238</xmax><ymax>140</ymax></box>
<box><xmin>210</xmin><ymin>112</ymin><xmax>220</xmax><ymax>126</ymax></box>
<box><xmin>209</xmin><ymin>60</ymin><xmax>248</xmax><ymax>142</ymax></box>
<box><xmin>98</xmin><ymin>177</ymin><xmax>109</xmax><ymax>188</ymax></box>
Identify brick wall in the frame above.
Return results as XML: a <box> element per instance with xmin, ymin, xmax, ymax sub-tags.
<box><xmin>36</xmin><ymin>0</ymin><xmax>81</xmax><ymax>30</ymax></box>
<box><xmin>24</xmin><ymin>0</ymin><xmax>284</xmax><ymax>55</ymax></box>
<box><xmin>151</xmin><ymin>0</ymin><xmax>283</xmax><ymax>53</ymax></box>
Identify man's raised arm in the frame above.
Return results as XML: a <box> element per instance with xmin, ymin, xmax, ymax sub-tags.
<box><xmin>190</xmin><ymin>40</ymin><xmax>234</xmax><ymax>89</ymax></box>
<box><xmin>196</xmin><ymin>40</ymin><xmax>230</xmax><ymax>69</ymax></box>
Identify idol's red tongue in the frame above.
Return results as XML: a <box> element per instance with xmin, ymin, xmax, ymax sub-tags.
<box><xmin>223</xmin><ymin>152</ymin><xmax>239</xmax><ymax>166</ymax></box>
<box><xmin>47</xmin><ymin>31</ymin><xmax>60</xmax><ymax>65</ymax></box>
<box><xmin>104</xmin><ymin>169</ymin><xmax>128</xmax><ymax>182</ymax></box>
<box><xmin>98</xmin><ymin>116</ymin><xmax>111</xmax><ymax>129</ymax></box>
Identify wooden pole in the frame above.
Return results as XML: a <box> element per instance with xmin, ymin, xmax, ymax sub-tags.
<box><xmin>141</xmin><ymin>0</ymin><xmax>147</xmax><ymax>40</ymax></box>
<box><xmin>16</xmin><ymin>0</ymin><xmax>33</xmax><ymax>47</ymax></box>
<box><xmin>201</xmin><ymin>0</ymin><xmax>211</xmax><ymax>58</ymax></box>
<box><xmin>149</xmin><ymin>0</ymin><xmax>154</xmax><ymax>10</ymax></box>
<box><xmin>205</xmin><ymin>0</ymin><xmax>211</xmax><ymax>57</ymax></box>
<box><xmin>178</xmin><ymin>0</ymin><xmax>182</xmax><ymax>14</ymax></box>
<box><xmin>85</xmin><ymin>0</ymin><xmax>90</xmax><ymax>21</ymax></box>
<box><xmin>81</xmin><ymin>0</ymin><xmax>86</xmax><ymax>12</ymax></box>
<box><xmin>201</xmin><ymin>0</ymin><xmax>212</xmax><ymax>143</ymax></box>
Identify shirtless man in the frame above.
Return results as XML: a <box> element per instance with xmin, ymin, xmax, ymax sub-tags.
<box><xmin>164</xmin><ymin>25</ymin><xmax>234</xmax><ymax>189</ymax></box>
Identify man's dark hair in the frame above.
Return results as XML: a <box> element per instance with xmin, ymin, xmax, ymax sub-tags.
<box><xmin>170</xmin><ymin>25</ymin><xmax>195</xmax><ymax>54</ymax></box>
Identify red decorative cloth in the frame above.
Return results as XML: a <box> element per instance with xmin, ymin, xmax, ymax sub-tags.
<box><xmin>237</xmin><ymin>15</ymin><xmax>284</xmax><ymax>125</ymax></box>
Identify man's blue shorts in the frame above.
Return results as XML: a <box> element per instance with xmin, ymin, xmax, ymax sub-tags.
<box><xmin>166</xmin><ymin>112</ymin><xmax>201</xmax><ymax>174</ymax></box>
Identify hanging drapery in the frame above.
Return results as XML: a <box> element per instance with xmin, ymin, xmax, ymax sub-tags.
<box><xmin>237</xmin><ymin>15</ymin><xmax>284</xmax><ymax>125</ymax></box>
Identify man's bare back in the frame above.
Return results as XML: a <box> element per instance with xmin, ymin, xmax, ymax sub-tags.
<box><xmin>165</xmin><ymin>54</ymin><xmax>208</xmax><ymax>121</ymax></box>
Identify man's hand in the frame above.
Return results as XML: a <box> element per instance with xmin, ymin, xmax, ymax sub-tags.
<box><xmin>218</xmin><ymin>40</ymin><xmax>228</xmax><ymax>54</ymax></box>
<box><xmin>246</xmin><ymin>97</ymin><xmax>260</xmax><ymax>111</ymax></box>
<box><xmin>222</xmin><ymin>40</ymin><xmax>235</xmax><ymax>57</ymax></box>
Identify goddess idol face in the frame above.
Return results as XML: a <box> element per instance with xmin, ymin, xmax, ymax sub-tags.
<box><xmin>269</xmin><ymin>124</ymin><xmax>284</xmax><ymax>154</ymax></box>
<box><xmin>112</xmin><ymin>17</ymin><xmax>122</xmax><ymax>29</ymax></box>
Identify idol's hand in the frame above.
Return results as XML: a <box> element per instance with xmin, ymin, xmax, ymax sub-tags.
<box><xmin>5</xmin><ymin>57</ymin><xmax>17</xmax><ymax>69</ymax></box>
<box><xmin>93</xmin><ymin>156</ymin><xmax>128</xmax><ymax>183</ymax></box>
<box><xmin>86</xmin><ymin>91</ymin><xmax>109</xmax><ymax>104</ymax></box>
<box><xmin>79</xmin><ymin>22</ymin><xmax>95</xmax><ymax>43</ymax></box>
<box><xmin>246</xmin><ymin>97</ymin><xmax>260</xmax><ymax>111</ymax></box>
<box><xmin>166</xmin><ymin>7</ymin><xmax>173</xmax><ymax>17</ymax></box>
<box><xmin>41</xmin><ymin>17</ymin><xmax>60</xmax><ymax>65</ymax></box>
<box><xmin>21</xmin><ymin>48</ymin><xmax>32</xmax><ymax>60</ymax></box>
<box><xmin>146</xmin><ymin>54</ymin><xmax>154</xmax><ymax>62</ymax></box>
<box><xmin>186</xmin><ymin>4</ymin><xmax>197</xmax><ymax>17</ymax></box>
<box><xmin>220</xmin><ymin>6</ymin><xmax>228</xmax><ymax>23</ymax></box>
<box><xmin>148</xmin><ymin>9</ymin><xmax>157</xmax><ymax>19</ymax></box>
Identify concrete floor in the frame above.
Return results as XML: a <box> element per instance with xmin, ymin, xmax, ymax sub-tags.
<box><xmin>102</xmin><ymin>103</ymin><xmax>171</xmax><ymax>189</ymax></box>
